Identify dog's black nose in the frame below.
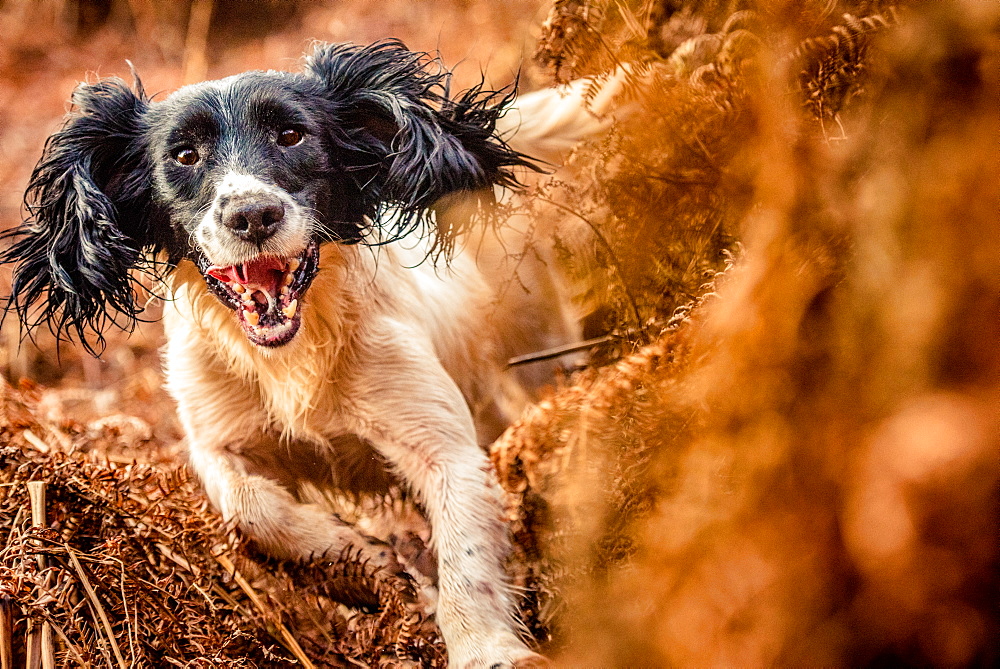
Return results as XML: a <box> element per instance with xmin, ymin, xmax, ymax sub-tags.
<box><xmin>221</xmin><ymin>197</ymin><xmax>285</xmax><ymax>245</ymax></box>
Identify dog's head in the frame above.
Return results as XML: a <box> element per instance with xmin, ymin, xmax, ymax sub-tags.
<box><xmin>1</xmin><ymin>40</ymin><xmax>531</xmax><ymax>351</ymax></box>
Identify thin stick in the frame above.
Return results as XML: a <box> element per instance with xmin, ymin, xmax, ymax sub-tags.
<box><xmin>25</xmin><ymin>621</ymin><xmax>38</xmax><ymax>669</ymax></box>
<box><xmin>21</xmin><ymin>430</ymin><xmax>50</xmax><ymax>454</ymax></box>
<box><xmin>67</xmin><ymin>548</ymin><xmax>128</xmax><ymax>669</ymax></box>
<box><xmin>118</xmin><ymin>560</ymin><xmax>136</xmax><ymax>665</ymax></box>
<box><xmin>48</xmin><ymin>621</ymin><xmax>91</xmax><ymax>668</ymax></box>
<box><xmin>27</xmin><ymin>481</ymin><xmax>47</xmax><ymax>565</ymax></box>
<box><xmin>0</xmin><ymin>595</ymin><xmax>12</xmax><ymax>669</ymax></box>
<box><xmin>40</xmin><ymin>624</ymin><xmax>54</xmax><ymax>669</ymax></box>
<box><xmin>154</xmin><ymin>542</ymin><xmax>198</xmax><ymax>575</ymax></box>
<box><xmin>26</xmin><ymin>482</ymin><xmax>54</xmax><ymax>669</ymax></box>
<box><xmin>507</xmin><ymin>335</ymin><xmax>614</xmax><ymax>367</ymax></box>
<box><xmin>215</xmin><ymin>554</ymin><xmax>316</xmax><ymax>669</ymax></box>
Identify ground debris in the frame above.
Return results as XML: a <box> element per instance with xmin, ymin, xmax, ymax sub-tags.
<box><xmin>0</xmin><ymin>381</ymin><xmax>445</xmax><ymax>667</ymax></box>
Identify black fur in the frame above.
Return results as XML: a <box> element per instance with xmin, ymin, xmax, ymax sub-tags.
<box><xmin>0</xmin><ymin>76</ymin><xmax>171</xmax><ymax>354</ymax></box>
<box><xmin>301</xmin><ymin>41</ymin><xmax>530</xmax><ymax>248</ymax></box>
<box><xmin>0</xmin><ymin>40</ymin><xmax>535</xmax><ymax>354</ymax></box>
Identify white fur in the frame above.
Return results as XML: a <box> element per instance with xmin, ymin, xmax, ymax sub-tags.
<box><xmin>194</xmin><ymin>171</ymin><xmax>311</xmax><ymax>267</ymax></box>
<box><xmin>162</xmin><ymin>78</ymin><xmax>612</xmax><ymax>667</ymax></box>
<box><xmin>164</xmin><ymin>237</ymin><xmax>572</xmax><ymax>667</ymax></box>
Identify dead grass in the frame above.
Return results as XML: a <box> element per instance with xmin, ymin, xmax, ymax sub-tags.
<box><xmin>1</xmin><ymin>0</ymin><xmax>998</xmax><ymax>665</ymax></box>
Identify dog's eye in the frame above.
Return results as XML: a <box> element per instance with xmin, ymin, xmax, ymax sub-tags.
<box><xmin>173</xmin><ymin>147</ymin><xmax>200</xmax><ymax>166</ymax></box>
<box><xmin>277</xmin><ymin>128</ymin><xmax>304</xmax><ymax>147</ymax></box>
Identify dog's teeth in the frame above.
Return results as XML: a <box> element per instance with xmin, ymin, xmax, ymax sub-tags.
<box><xmin>259</xmin><ymin>288</ymin><xmax>276</xmax><ymax>313</ymax></box>
<box><xmin>280</xmin><ymin>286</ymin><xmax>289</xmax><ymax>297</ymax></box>
<box><xmin>244</xmin><ymin>309</ymin><xmax>259</xmax><ymax>326</ymax></box>
<box><xmin>288</xmin><ymin>258</ymin><xmax>300</xmax><ymax>273</ymax></box>
<box><xmin>283</xmin><ymin>272</ymin><xmax>294</xmax><ymax>287</ymax></box>
<box><xmin>282</xmin><ymin>299</ymin><xmax>298</xmax><ymax>319</ymax></box>
<box><xmin>231</xmin><ymin>282</ymin><xmax>246</xmax><ymax>294</ymax></box>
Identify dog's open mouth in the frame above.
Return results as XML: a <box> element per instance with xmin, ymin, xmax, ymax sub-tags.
<box><xmin>199</xmin><ymin>241</ymin><xmax>319</xmax><ymax>347</ymax></box>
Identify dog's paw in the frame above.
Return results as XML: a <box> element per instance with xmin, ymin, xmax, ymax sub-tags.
<box><xmin>454</xmin><ymin>639</ymin><xmax>549</xmax><ymax>669</ymax></box>
<box><xmin>489</xmin><ymin>650</ymin><xmax>550</xmax><ymax>669</ymax></box>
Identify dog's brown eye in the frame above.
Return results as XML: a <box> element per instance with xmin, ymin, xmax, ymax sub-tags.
<box><xmin>174</xmin><ymin>147</ymin><xmax>199</xmax><ymax>166</ymax></box>
<box><xmin>277</xmin><ymin>128</ymin><xmax>304</xmax><ymax>147</ymax></box>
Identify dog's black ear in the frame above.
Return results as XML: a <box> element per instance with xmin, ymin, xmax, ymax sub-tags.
<box><xmin>303</xmin><ymin>40</ymin><xmax>538</xmax><ymax>253</ymax></box>
<box><xmin>0</xmin><ymin>75</ymin><xmax>163</xmax><ymax>355</ymax></box>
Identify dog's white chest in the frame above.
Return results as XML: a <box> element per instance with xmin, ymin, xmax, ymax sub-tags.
<box><xmin>163</xmin><ymin>263</ymin><xmax>357</xmax><ymax>444</ymax></box>
<box><xmin>252</xmin><ymin>353</ymin><xmax>350</xmax><ymax>442</ymax></box>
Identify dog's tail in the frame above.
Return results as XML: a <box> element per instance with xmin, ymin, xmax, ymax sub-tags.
<box><xmin>496</xmin><ymin>69</ymin><xmax>632</xmax><ymax>166</ymax></box>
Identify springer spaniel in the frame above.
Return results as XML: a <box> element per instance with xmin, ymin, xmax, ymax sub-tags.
<box><xmin>1</xmin><ymin>40</ymin><xmax>614</xmax><ymax>666</ymax></box>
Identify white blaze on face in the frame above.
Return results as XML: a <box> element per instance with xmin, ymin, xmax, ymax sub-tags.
<box><xmin>195</xmin><ymin>171</ymin><xmax>310</xmax><ymax>267</ymax></box>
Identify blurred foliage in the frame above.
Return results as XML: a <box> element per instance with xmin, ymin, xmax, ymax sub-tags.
<box><xmin>526</xmin><ymin>0</ymin><xmax>914</xmax><ymax>356</ymax></box>
<box><xmin>495</xmin><ymin>0</ymin><xmax>1000</xmax><ymax>665</ymax></box>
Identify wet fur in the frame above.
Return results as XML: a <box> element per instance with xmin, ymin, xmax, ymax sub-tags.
<box><xmin>0</xmin><ymin>40</ymin><xmax>610</xmax><ymax>667</ymax></box>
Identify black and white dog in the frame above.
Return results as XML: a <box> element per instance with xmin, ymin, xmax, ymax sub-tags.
<box><xmin>1</xmin><ymin>40</ymin><xmax>614</xmax><ymax>666</ymax></box>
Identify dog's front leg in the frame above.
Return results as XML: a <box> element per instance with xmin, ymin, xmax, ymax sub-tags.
<box><xmin>346</xmin><ymin>326</ymin><xmax>544</xmax><ymax>668</ymax></box>
<box><xmin>163</xmin><ymin>332</ymin><xmax>402</xmax><ymax>578</ymax></box>
<box><xmin>185</xmin><ymin>439</ymin><xmax>401</xmax><ymax>571</ymax></box>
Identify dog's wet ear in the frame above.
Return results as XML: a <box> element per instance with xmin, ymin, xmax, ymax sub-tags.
<box><xmin>0</xmin><ymin>75</ymin><xmax>163</xmax><ymax>355</ymax></box>
<box><xmin>303</xmin><ymin>40</ymin><xmax>539</xmax><ymax>254</ymax></box>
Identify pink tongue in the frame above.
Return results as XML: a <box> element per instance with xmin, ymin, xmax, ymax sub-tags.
<box><xmin>207</xmin><ymin>256</ymin><xmax>286</xmax><ymax>292</ymax></box>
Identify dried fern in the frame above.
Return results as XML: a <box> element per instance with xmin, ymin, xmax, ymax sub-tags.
<box><xmin>0</xmin><ymin>381</ymin><xmax>446</xmax><ymax>667</ymax></box>
<box><xmin>793</xmin><ymin>8</ymin><xmax>901</xmax><ymax>126</ymax></box>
